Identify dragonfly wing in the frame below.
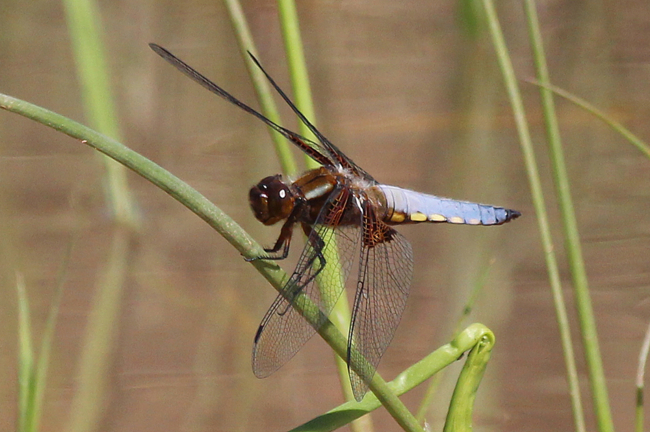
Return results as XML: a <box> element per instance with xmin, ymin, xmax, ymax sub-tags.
<box><xmin>347</xmin><ymin>203</ymin><xmax>414</xmax><ymax>401</ymax></box>
<box><xmin>246</xmin><ymin>52</ymin><xmax>376</xmax><ymax>182</ymax></box>
<box><xmin>150</xmin><ymin>44</ymin><xmax>333</xmax><ymax>168</ymax></box>
<box><xmin>252</xmin><ymin>188</ymin><xmax>363</xmax><ymax>378</ymax></box>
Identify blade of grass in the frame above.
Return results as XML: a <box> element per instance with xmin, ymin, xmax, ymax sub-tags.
<box><xmin>16</xmin><ymin>272</ymin><xmax>34</xmax><ymax>432</ymax></box>
<box><xmin>15</xmin><ymin>237</ymin><xmax>73</xmax><ymax>432</ymax></box>
<box><xmin>523</xmin><ymin>2</ymin><xmax>589</xmax><ymax>432</ymax></box>
<box><xmin>28</xmin><ymin>236</ymin><xmax>73</xmax><ymax>432</ymax></box>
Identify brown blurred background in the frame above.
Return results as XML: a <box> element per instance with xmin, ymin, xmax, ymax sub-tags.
<box><xmin>1</xmin><ymin>1</ymin><xmax>650</xmax><ymax>431</ymax></box>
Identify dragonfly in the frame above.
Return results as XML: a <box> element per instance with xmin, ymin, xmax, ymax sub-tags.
<box><xmin>150</xmin><ymin>43</ymin><xmax>521</xmax><ymax>401</ymax></box>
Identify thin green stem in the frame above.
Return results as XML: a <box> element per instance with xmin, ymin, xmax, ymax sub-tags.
<box><xmin>62</xmin><ymin>1</ymin><xmax>137</xmax><ymax>430</ymax></box>
<box><xmin>480</xmin><ymin>1</ymin><xmax>605</xmax><ymax>429</ymax></box>
<box><xmin>277</xmin><ymin>0</ymin><xmax>318</xmax><ymax>170</ymax></box>
<box><xmin>635</xmin><ymin>322</ymin><xmax>650</xmax><ymax>432</ymax></box>
<box><xmin>275</xmin><ymin>0</ymin><xmax>361</xmax><ymax>415</ymax></box>
<box><xmin>62</xmin><ymin>0</ymin><xmax>136</xmax><ymax>226</ymax></box>
<box><xmin>527</xmin><ymin>81</ymin><xmax>650</xmax><ymax>160</ymax></box>
<box><xmin>416</xmin><ymin>258</ymin><xmax>494</xmax><ymax>422</ymax></box>
<box><xmin>16</xmin><ymin>273</ymin><xmax>34</xmax><ymax>432</ymax></box>
<box><xmin>223</xmin><ymin>0</ymin><xmax>298</xmax><ymax>175</ymax></box>
<box><xmin>523</xmin><ymin>2</ymin><xmax>588</xmax><ymax>432</ymax></box>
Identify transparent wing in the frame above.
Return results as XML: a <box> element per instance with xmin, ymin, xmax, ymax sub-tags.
<box><xmin>246</xmin><ymin>53</ymin><xmax>376</xmax><ymax>182</ymax></box>
<box><xmin>252</xmin><ymin>188</ymin><xmax>363</xmax><ymax>378</ymax></box>
<box><xmin>347</xmin><ymin>204</ymin><xmax>414</xmax><ymax>401</ymax></box>
<box><xmin>151</xmin><ymin>43</ymin><xmax>376</xmax><ymax>181</ymax></box>
<box><xmin>150</xmin><ymin>43</ymin><xmax>332</xmax><ymax>168</ymax></box>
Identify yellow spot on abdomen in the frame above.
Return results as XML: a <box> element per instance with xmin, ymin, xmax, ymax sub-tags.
<box><xmin>410</xmin><ymin>212</ymin><xmax>428</xmax><ymax>222</ymax></box>
<box><xmin>467</xmin><ymin>218</ymin><xmax>481</xmax><ymax>225</ymax></box>
<box><xmin>449</xmin><ymin>216</ymin><xmax>466</xmax><ymax>224</ymax></box>
<box><xmin>428</xmin><ymin>214</ymin><xmax>447</xmax><ymax>222</ymax></box>
<box><xmin>390</xmin><ymin>212</ymin><xmax>406</xmax><ymax>223</ymax></box>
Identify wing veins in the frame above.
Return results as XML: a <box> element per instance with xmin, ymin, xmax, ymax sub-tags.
<box><xmin>346</xmin><ymin>202</ymin><xmax>414</xmax><ymax>401</ymax></box>
<box><xmin>149</xmin><ymin>43</ymin><xmax>332</xmax><ymax>167</ymax></box>
<box><xmin>252</xmin><ymin>186</ymin><xmax>363</xmax><ymax>378</ymax></box>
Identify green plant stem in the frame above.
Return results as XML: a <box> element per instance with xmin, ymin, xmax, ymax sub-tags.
<box><xmin>224</xmin><ymin>1</ymin><xmax>358</xmax><ymax>408</ymax></box>
<box><xmin>443</xmin><ymin>332</ymin><xmax>494</xmax><ymax>432</ymax></box>
<box><xmin>68</xmin><ymin>228</ymin><xmax>130</xmax><ymax>432</ymax></box>
<box><xmin>635</xmin><ymin>322</ymin><xmax>650</xmax><ymax>432</ymax></box>
<box><xmin>527</xmin><ymin>81</ymin><xmax>650</xmax><ymax>160</ymax></box>
<box><xmin>62</xmin><ymin>1</ymin><xmax>137</xmax><ymax>430</ymax></box>
<box><xmin>15</xmin><ymin>238</ymin><xmax>72</xmax><ymax>432</ymax></box>
<box><xmin>291</xmin><ymin>324</ymin><xmax>493</xmax><ymax>431</ymax></box>
<box><xmin>16</xmin><ymin>273</ymin><xmax>34</xmax><ymax>432</ymax></box>
<box><xmin>0</xmin><ymin>93</ymin><xmax>420</xmax><ymax>431</ymax></box>
<box><xmin>523</xmin><ymin>2</ymin><xmax>588</xmax><ymax>432</ymax></box>
<box><xmin>62</xmin><ymin>0</ymin><xmax>136</xmax><ymax>226</ymax></box>
<box><xmin>481</xmin><ymin>1</ymin><xmax>607</xmax><ymax>430</ymax></box>
<box><xmin>416</xmin><ymin>258</ymin><xmax>494</xmax><ymax>422</ymax></box>
<box><xmin>222</xmin><ymin>0</ymin><xmax>298</xmax><ymax>175</ymax></box>
<box><xmin>275</xmin><ymin>0</ymin><xmax>360</xmax><ymax>411</ymax></box>
<box><xmin>277</xmin><ymin>0</ymin><xmax>318</xmax><ymax>169</ymax></box>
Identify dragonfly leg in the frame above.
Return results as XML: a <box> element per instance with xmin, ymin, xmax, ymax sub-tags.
<box><xmin>277</xmin><ymin>224</ymin><xmax>327</xmax><ymax>317</ymax></box>
<box><xmin>292</xmin><ymin>222</ymin><xmax>327</xmax><ymax>287</ymax></box>
<box><xmin>246</xmin><ymin>217</ymin><xmax>295</xmax><ymax>262</ymax></box>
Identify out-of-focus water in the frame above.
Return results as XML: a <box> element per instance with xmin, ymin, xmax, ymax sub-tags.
<box><xmin>1</xmin><ymin>1</ymin><xmax>649</xmax><ymax>431</ymax></box>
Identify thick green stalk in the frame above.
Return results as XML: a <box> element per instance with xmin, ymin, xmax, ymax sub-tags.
<box><xmin>443</xmin><ymin>332</ymin><xmax>494</xmax><ymax>432</ymax></box>
<box><xmin>291</xmin><ymin>324</ymin><xmax>494</xmax><ymax>431</ymax></box>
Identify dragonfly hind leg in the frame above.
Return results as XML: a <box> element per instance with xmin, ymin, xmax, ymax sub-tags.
<box><xmin>276</xmin><ymin>223</ymin><xmax>327</xmax><ymax>316</ymax></box>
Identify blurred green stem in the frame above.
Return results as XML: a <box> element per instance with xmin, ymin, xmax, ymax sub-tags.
<box><xmin>523</xmin><ymin>2</ymin><xmax>588</xmax><ymax>432</ymax></box>
<box><xmin>527</xmin><ymin>81</ymin><xmax>650</xmax><ymax>160</ymax></box>
<box><xmin>275</xmin><ymin>0</ymin><xmax>360</xmax><ymax>409</ymax></box>
<box><xmin>223</xmin><ymin>0</ymin><xmax>298</xmax><ymax>175</ymax></box>
<box><xmin>481</xmin><ymin>1</ymin><xmax>609</xmax><ymax>430</ymax></box>
<box><xmin>62</xmin><ymin>0</ymin><xmax>137</xmax><ymax>431</ymax></box>
<box><xmin>636</xmin><ymin>322</ymin><xmax>650</xmax><ymax>432</ymax></box>
<box><xmin>63</xmin><ymin>0</ymin><xmax>136</xmax><ymax>226</ymax></box>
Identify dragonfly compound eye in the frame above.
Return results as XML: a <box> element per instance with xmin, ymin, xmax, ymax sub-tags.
<box><xmin>249</xmin><ymin>175</ymin><xmax>294</xmax><ymax>225</ymax></box>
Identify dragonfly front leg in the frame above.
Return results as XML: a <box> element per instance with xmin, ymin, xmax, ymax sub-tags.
<box><xmin>246</xmin><ymin>218</ymin><xmax>295</xmax><ymax>262</ymax></box>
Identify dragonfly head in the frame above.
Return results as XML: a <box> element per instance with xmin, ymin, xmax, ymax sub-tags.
<box><xmin>249</xmin><ymin>175</ymin><xmax>295</xmax><ymax>225</ymax></box>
